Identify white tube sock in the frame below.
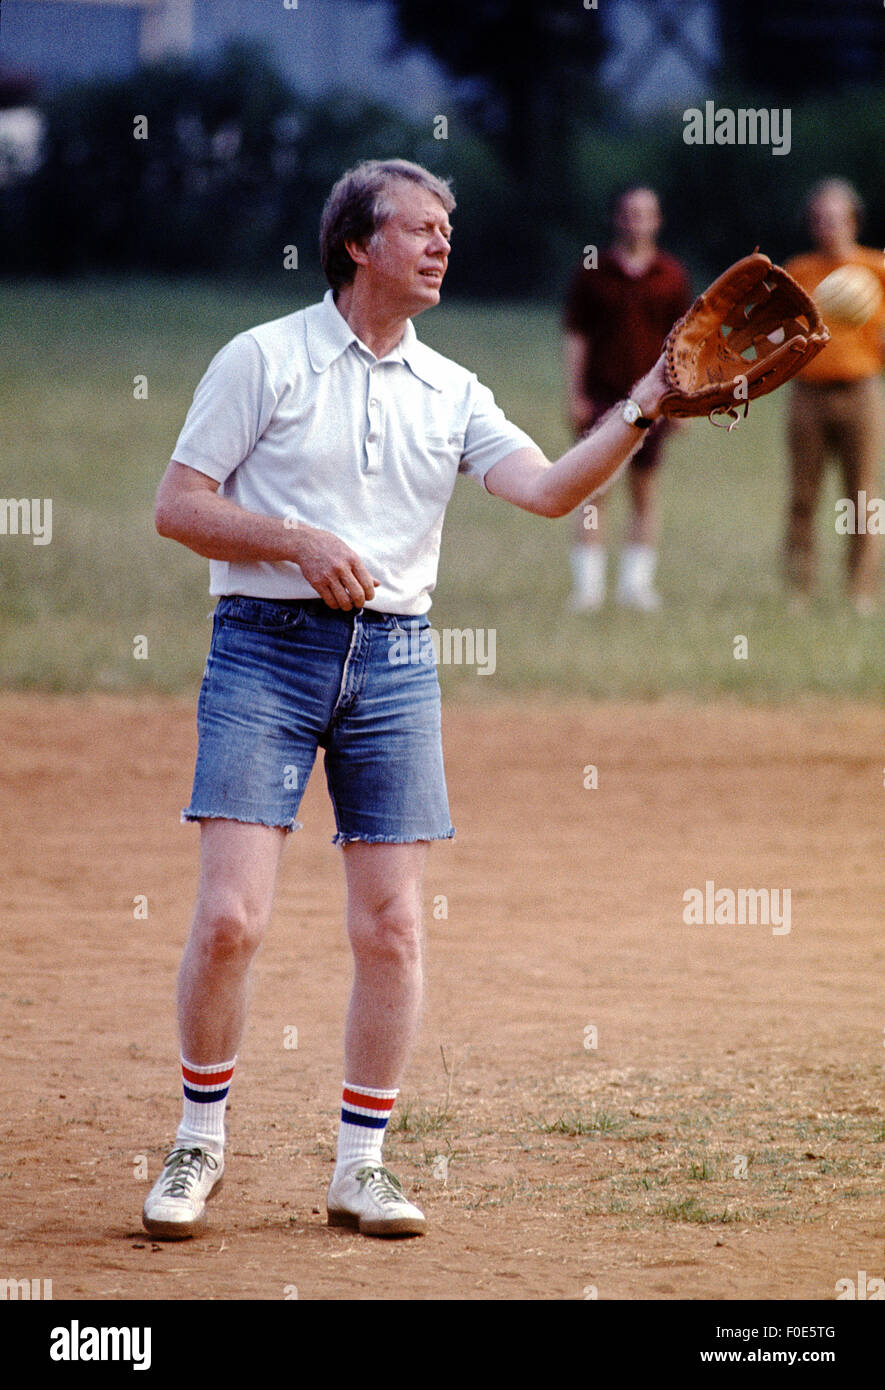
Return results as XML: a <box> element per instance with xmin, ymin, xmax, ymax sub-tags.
<box><xmin>617</xmin><ymin>544</ymin><xmax>659</xmax><ymax>607</ymax></box>
<box><xmin>569</xmin><ymin>545</ymin><xmax>607</xmax><ymax>609</ymax></box>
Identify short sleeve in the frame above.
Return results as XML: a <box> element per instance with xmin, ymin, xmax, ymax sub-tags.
<box><xmin>458</xmin><ymin>378</ymin><xmax>539</xmax><ymax>488</ymax></box>
<box><xmin>170</xmin><ymin>332</ymin><xmax>278</xmax><ymax>484</ymax></box>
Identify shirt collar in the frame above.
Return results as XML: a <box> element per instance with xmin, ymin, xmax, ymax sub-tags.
<box><xmin>307</xmin><ymin>289</ymin><xmax>445</xmax><ymax>391</ymax></box>
<box><xmin>399</xmin><ymin>325</ymin><xmax>446</xmax><ymax>392</ymax></box>
<box><xmin>605</xmin><ymin>249</ymin><xmax>663</xmax><ymax>279</ymax></box>
<box><xmin>305</xmin><ymin>290</ymin><xmax>359</xmax><ymax>372</ymax></box>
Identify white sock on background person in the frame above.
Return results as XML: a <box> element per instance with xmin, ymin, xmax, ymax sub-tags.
<box><xmin>569</xmin><ymin>544</ymin><xmax>607</xmax><ymax>609</ymax></box>
<box><xmin>617</xmin><ymin>543</ymin><xmax>659</xmax><ymax>606</ymax></box>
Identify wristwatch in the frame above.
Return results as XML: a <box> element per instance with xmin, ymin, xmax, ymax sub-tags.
<box><xmin>622</xmin><ymin>398</ymin><xmax>655</xmax><ymax>429</ymax></box>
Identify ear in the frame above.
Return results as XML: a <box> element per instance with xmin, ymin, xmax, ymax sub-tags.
<box><xmin>344</xmin><ymin>237</ymin><xmax>371</xmax><ymax>271</ymax></box>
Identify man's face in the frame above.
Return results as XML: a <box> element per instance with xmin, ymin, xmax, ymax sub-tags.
<box><xmin>808</xmin><ymin>192</ymin><xmax>857</xmax><ymax>253</ymax></box>
<box><xmin>356</xmin><ymin>181</ymin><xmax>452</xmax><ymax>315</ymax></box>
<box><xmin>613</xmin><ymin>189</ymin><xmax>661</xmax><ymax>244</ymax></box>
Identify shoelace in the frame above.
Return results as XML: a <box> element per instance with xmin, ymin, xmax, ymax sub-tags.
<box><xmin>353</xmin><ymin>1165</ymin><xmax>408</xmax><ymax>1208</ymax></box>
<box><xmin>160</xmin><ymin>1146</ymin><xmax>219</xmax><ymax>1198</ymax></box>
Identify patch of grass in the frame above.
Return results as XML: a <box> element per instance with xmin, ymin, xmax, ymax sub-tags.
<box><xmin>3</xmin><ymin>279</ymin><xmax>885</xmax><ymax>697</ymax></box>
<box><xmin>661</xmin><ymin>1197</ymin><xmax>746</xmax><ymax>1225</ymax></box>
<box><xmin>639</xmin><ymin>1174</ymin><xmax>672</xmax><ymax>1191</ymax></box>
<box><xmin>389</xmin><ymin>1099</ymin><xmax>455</xmax><ymax>1138</ymax></box>
<box><xmin>419</xmin><ymin>1142</ymin><xmax>467</xmax><ymax>1171</ymax></box>
<box><xmin>532</xmin><ymin>1110</ymin><xmax>621</xmax><ymax>1136</ymax></box>
<box><xmin>607</xmin><ymin>1195</ymin><xmax>633</xmax><ymax>1215</ymax></box>
<box><xmin>688</xmin><ymin>1158</ymin><xmax>715</xmax><ymax>1181</ymax></box>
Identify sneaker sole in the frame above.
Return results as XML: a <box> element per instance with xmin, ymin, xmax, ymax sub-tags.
<box><xmin>327</xmin><ymin>1207</ymin><xmax>426</xmax><ymax>1238</ymax></box>
<box><xmin>142</xmin><ymin>1175</ymin><xmax>224</xmax><ymax>1241</ymax></box>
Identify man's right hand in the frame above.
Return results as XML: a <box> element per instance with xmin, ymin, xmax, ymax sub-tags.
<box><xmin>289</xmin><ymin>523</ymin><xmax>378</xmax><ymax>610</ymax></box>
<box><xmin>154</xmin><ymin>462</ymin><xmax>379</xmax><ymax>609</ymax></box>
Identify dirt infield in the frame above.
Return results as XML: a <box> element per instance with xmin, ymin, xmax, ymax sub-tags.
<box><xmin>1</xmin><ymin>692</ymin><xmax>883</xmax><ymax>1302</ymax></box>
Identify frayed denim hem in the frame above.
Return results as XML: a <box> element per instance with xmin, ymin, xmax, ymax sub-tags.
<box><xmin>180</xmin><ymin>809</ymin><xmax>302</xmax><ymax>833</ymax></box>
<box><xmin>332</xmin><ymin>827</ymin><xmax>456</xmax><ymax>848</ymax></box>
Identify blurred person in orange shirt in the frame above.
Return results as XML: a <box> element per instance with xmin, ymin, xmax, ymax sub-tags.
<box><xmin>784</xmin><ymin>179</ymin><xmax>885</xmax><ymax>612</ymax></box>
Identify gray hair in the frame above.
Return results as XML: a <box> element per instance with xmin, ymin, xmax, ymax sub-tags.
<box><xmin>320</xmin><ymin>159</ymin><xmax>455</xmax><ymax>292</ymax></box>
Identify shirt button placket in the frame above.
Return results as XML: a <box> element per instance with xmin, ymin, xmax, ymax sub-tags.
<box><xmin>365</xmin><ymin>366</ymin><xmax>381</xmax><ymax>474</ymax></box>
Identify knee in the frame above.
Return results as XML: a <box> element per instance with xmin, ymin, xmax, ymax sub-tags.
<box><xmin>788</xmin><ymin>494</ymin><xmax>816</xmax><ymax>523</ymax></box>
<box><xmin>350</xmin><ymin>896</ymin><xmax>421</xmax><ymax>967</ymax></box>
<box><xmin>193</xmin><ymin>897</ymin><xmax>267</xmax><ymax>966</ymax></box>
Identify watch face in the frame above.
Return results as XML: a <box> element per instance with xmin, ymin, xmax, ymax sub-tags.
<box><xmin>623</xmin><ymin>400</ymin><xmax>640</xmax><ymax>424</ymax></box>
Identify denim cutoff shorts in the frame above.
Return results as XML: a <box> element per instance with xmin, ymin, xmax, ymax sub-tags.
<box><xmin>181</xmin><ymin>595</ymin><xmax>455</xmax><ymax>846</ymax></box>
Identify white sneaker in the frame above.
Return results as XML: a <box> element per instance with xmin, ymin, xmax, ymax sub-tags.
<box><xmin>566</xmin><ymin>589</ymin><xmax>605</xmax><ymax>614</ymax></box>
<box><xmin>616</xmin><ymin>544</ymin><xmax>660</xmax><ymax>610</ymax></box>
<box><xmin>327</xmin><ymin>1164</ymin><xmax>426</xmax><ymax>1238</ymax></box>
<box><xmin>617</xmin><ymin>585</ymin><xmax>661</xmax><ymax>611</ymax></box>
<box><xmin>142</xmin><ymin>1145</ymin><xmax>224</xmax><ymax>1240</ymax></box>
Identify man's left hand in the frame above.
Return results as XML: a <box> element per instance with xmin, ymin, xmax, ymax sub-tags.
<box><xmin>628</xmin><ymin>353</ymin><xmax>668</xmax><ymax>421</ymax></box>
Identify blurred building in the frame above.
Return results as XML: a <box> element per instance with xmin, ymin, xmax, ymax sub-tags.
<box><xmin>600</xmin><ymin>0</ymin><xmax>718</xmax><ymax>115</ymax></box>
<box><xmin>0</xmin><ymin>0</ymin><xmax>450</xmax><ymax>114</ymax></box>
<box><xmin>2</xmin><ymin>2</ymin><xmax>880</xmax><ymax>122</ymax></box>
<box><xmin>0</xmin><ymin>0</ymin><xmax>727</xmax><ymax>118</ymax></box>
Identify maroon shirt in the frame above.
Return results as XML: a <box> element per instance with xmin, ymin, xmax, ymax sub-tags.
<box><xmin>564</xmin><ymin>251</ymin><xmax>692</xmax><ymax>401</ymax></box>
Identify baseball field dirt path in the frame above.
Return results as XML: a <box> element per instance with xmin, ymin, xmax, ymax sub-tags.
<box><xmin>1</xmin><ymin>693</ymin><xmax>882</xmax><ymax>1301</ymax></box>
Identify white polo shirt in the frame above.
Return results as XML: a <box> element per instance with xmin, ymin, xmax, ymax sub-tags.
<box><xmin>171</xmin><ymin>289</ymin><xmax>537</xmax><ymax>614</ymax></box>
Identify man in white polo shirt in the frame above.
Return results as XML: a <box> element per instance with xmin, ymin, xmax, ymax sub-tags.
<box><xmin>145</xmin><ymin>158</ymin><xmax>669</xmax><ymax>1241</ymax></box>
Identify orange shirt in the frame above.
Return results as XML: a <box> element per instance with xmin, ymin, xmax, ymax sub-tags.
<box><xmin>785</xmin><ymin>246</ymin><xmax>885</xmax><ymax>383</ymax></box>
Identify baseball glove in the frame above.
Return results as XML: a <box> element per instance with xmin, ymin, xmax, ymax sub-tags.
<box><xmin>660</xmin><ymin>252</ymin><xmax>830</xmax><ymax>429</ymax></box>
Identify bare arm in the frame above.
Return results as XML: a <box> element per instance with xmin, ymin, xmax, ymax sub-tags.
<box><xmin>485</xmin><ymin>354</ymin><xmax>669</xmax><ymax>518</ymax></box>
<box><xmin>154</xmin><ymin>462</ymin><xmax>378</xmax><ymax>610</ymax></box>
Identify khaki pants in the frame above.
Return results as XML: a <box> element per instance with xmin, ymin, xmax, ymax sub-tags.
<box><xmin>785</xmin><ymin>377</ymin><xmax>884</xmax><ymax>598</ymax></box>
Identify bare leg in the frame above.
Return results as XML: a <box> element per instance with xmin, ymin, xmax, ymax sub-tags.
<box><xmin>574</xmin><ymin>491</ymin><xmax>607</xmax><ymax>546</ymax></box>
<box><xmin>616</xmin><ymin>463</ymin><xmax>662</xmax><ymax>608</ymax></box>
<box><xmin>340</xmin><ymin>841</ymin><xmax>428</xmax><ymax>1088</ymax></box>
<box><xmin>143</xmin><ymin>820</ymin><xmax>286</xmax><ymax>1237</ymax></box>
<box><xmin>785</xmin><ymin>384</ymin><xmax>827</xmax><ymax>596</ymax></box>
<box><xmin>327</xmin><ymin>846</ymin><xmax>431</xmax><ymax>1234</ymax></box>
<box><xmin>838</xmin><ymin>378</ymin><xmax>884</xmax><ymax>605</ymax></box>
<box><xmin>569</xmin><ymin>495</ymin><xmax>608</xmax><ymax>610</ymax></box>
<box><xmin>626</xmin><ymin>464</ymin><xmax>659</xmax><ymax>545</ymax></box>
<box><xmin>177</xmin><ymin>819</ymin><xmax>286</xmax><ymax>1064</ymax></box>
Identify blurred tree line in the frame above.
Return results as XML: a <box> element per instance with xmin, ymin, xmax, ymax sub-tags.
<box><xmin>0</xmin><ymin>24</ymin><xmax>882</xmax><ymax>297</ymax></box>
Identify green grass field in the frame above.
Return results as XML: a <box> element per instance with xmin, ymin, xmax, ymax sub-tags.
<box><xmin>1</xmin><ymin>277</ymin><xmax>883</xmax><ymax>698</ymax></box>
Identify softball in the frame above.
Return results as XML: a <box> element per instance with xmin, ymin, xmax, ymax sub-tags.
<box><xmin>812</xmin><ymin>265</ymin><xmax>883</xmax><ymax>327</ymax></box>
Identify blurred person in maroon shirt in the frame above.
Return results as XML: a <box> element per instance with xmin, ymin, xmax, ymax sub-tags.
<box><xmin>563</xmin><ymin>186</ymin><xmax>692</xmax><ymax>610</ymax></box>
